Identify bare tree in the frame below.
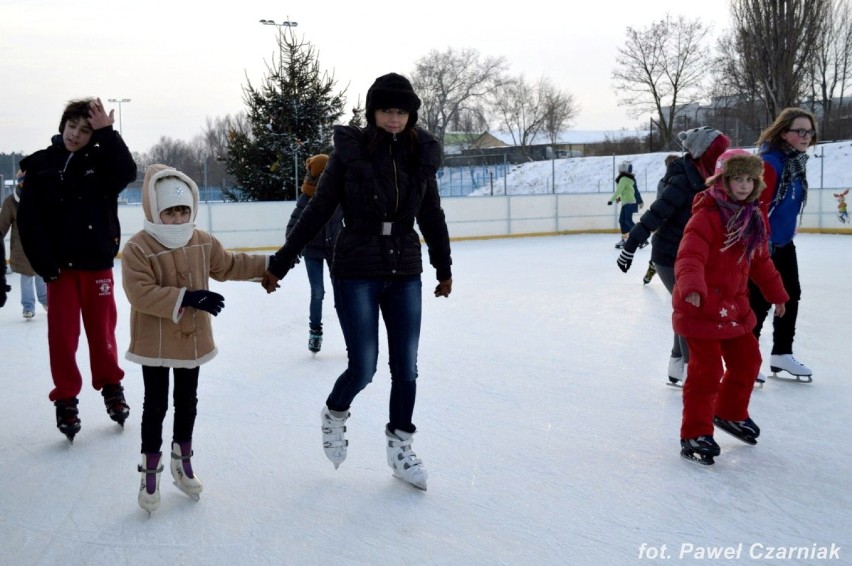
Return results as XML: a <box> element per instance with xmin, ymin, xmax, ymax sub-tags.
<box><xmin>727</xmin><ymin>0</ymin><xmax>830</xmax><ymax>119</ymax></box>
<box><xmin>490</xmin><ymin>76</ymin><xmax>545</xmax><ymax>157</ymax></box>
<box><xmin>411</xmin><ymin>47</ymin><xmax>508</xmax><ymax>149</ymax></box>
<box><xmin>540</xmin><ymin>80</ymin><xmax>579</xmax><ymax>144</ymax></box>
<box><xmin>808</xmin><ymin>0</ymin><xmax>852</xmax><ymax>137</ymax></box>
<box><xmin>612</xmin><ymin>14</ymin><xmax>713</xmax><ymax>148</ymax></box>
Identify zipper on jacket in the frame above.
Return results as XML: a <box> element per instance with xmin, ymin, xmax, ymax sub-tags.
<box><xmin>390</xmin><ymin>136</ymin><xmax>399</xmax><ymax>213</ymax></box>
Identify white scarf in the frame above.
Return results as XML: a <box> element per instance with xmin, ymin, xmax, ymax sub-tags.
<box><xmin>143</xmin><ymin>220</ymin><xmax>196</xmax><ymax>249</ymax></box>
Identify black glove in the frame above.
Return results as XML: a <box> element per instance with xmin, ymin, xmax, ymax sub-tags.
<box><xmin>0</xmin><ymin>281</ymin><xmax>9</xmax><ymax>308</ymax></box>
<box><xmin>617</xmin><ymin>250</ymin><xmax>634</xmax><ymax>273</ymax></box>
<box><xmin>181</xmin><ymin>290</ymin><xmax>225</xmax><ymax>316</ymax></box>
<box><xmin>607</xmin><ymin>201</ymin><xmax>613</xmax><ymax>206</ymax></box>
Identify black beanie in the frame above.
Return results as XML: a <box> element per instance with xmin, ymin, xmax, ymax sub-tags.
<box><xmin>365</xmin><ymin>73</ymin><xmax>420</xmax><ymax>129</ymax></box>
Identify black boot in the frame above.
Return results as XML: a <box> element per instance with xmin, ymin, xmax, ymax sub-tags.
<box><xmin>308</xmin><ymin>327</ymin><xmax>323</xmax><ymax>353</ymax></box>
<box><xmin>55</xmin><ymin>398</ymin><xmax>81</xmax><ymax>442</ymax></box>
<box><xmin>102</xmin><ymin>383</ymin><xmax>130</xmax><ymax>426</ymax></box>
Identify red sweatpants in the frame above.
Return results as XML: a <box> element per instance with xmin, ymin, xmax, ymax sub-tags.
<box><xmin>46</xmin><ymin>269</ymin><xmax>124</xmax><ymax>402</ymax></box>
<box><xmin>681</xmin><ymin>333</ymin><xmax>762</xmax><ymax>439</ymax></box>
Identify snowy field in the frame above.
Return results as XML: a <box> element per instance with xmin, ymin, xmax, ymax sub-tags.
<box><xmin>0</xmin><ymin>233</ymin><xmax>850</xmax><ymax>565</ymax></box>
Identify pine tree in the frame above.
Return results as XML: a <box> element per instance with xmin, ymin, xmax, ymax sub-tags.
<box><xmin>226</xmin><ymin>30</ymin><xmax>345</xmax><ymax>201</ymax></box>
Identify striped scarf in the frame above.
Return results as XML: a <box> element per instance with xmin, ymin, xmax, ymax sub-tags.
<box><xmin>708</xmin><ymin>185</ymin><xmax>768</xmax><ymax>263</ymax></box>
<box><xmin>774</xmin><ymin>143</ymin><xmax>809</xmax><ymax>213</ymax></box>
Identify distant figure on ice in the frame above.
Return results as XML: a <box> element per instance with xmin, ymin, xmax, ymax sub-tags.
<box><xmin>608</xmin><ymin>160</ymin><xmax>641</xmax><ymax>248</ymax></box>
<box><xmin>122</xmin><ymin>164</ymin><xmax>269</xmax><ymax>513</ymax></box>
<box><xmin>674</xmin><ymin>149</ymin><xmax>788</xmax><ymax>465</ymax></box>
<box><xmin>616</xmin><ymin>127</ymin><xmax>729</xmax><ymax>385</ymax></box>
<box><xmin>833</xmin><ymin>189</ymin><xmax>848</xmax><ymax>224</ymax></box>
<box><xmin>0</xmin><ymin>170</ymin><xmax>48</xmax><ymax>319</ymax></box>
<box><xmin>17</xmin><ymin>97</ymin><xmax>136</xmax><ymax>442</ymax></box>
<box><xmin>285</xmin><ymin>153</ymin><xmax>343</xmax><ymax>354</ymax></box>
<box><xmin>262</xmin><ymin>72</ymin><xmax>453</xmax><ymax>491</ymax></box>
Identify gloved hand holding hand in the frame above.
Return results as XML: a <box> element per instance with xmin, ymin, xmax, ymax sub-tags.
<box><xmin>182</xmin><ymin>290</ymin><xmax>225</xmax><ymax>316</ymax></box>
<box><xmin>607</xmin><ymin>201</ymin><xmax>613</xmax><ymax>206</ymax></box>
<box><xmin>617</xmin><ymin>250</ymin><xmax>634</xmax><ymax>273</ymax></box>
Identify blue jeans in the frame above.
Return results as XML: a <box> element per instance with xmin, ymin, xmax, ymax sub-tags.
<box><xmin>304</xmin><ymin>256</ymin><xmax>326</xmax><ymax>330</ymax></box>
<box><xmin>328</xmin><ymin>275</ymin><xmax>422</xmax><ymax>432</ymax></box>
<box><xmin>20</xmin><ymin>273</ymin><xmax>48</xmax><ymax>312</ymax></box>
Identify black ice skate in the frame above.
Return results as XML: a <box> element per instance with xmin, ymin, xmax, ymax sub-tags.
<box><xmin>713</xmin><ymin>416</ymin><xmax>759</xmax><ymax>445</ymax></box>
<box><xmin>643</xmin><ymin>262</ymin><xmax>656</xmax><ymax>285</ymax></box>
<box><xmin>102</xmin><ymin>383</ymin><xmax>130</xmax><ymax>426</ymax></box>
<box><xmin>680</xmin><ymin>436</ymin><xmax>720</xmax><ymax>466</ymax></box>
<box><xmin>55</xmin><ymin>398</ymin><xmax>81</xmax><ymax>442</ymax></box>
<box><xmin>308</xmin><ymin>327</ymin><xmax>323</xmax><ymax>354</ymax></box>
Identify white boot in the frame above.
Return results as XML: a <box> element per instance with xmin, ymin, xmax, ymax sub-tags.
<box><xmin>386</xmin><ymin>428</ymin><xmax>428</xmax><ymax>491</ymax></box>
<box><xmin>170</xmin><ymin>441</ymin><xmax>203</xmax><ymax>499</ymax></box>
<box><xmin>770</xmin><ymin>354</ymin><xmax>812</xmax><ymax>377</ymax></box>
<box><xmin>667</xmin><ymin>356</ymin><xmax>684</xmax><ymax>385</ymax></box>
<box><xmin>321</xmin><ymin>407</ymin><xmax>349</xmax><ymax>469</ymax></box>
<box><xmin>138</xmin><ymin>452</ymin><xmax>163</xmax><ymax>513</ymax></box>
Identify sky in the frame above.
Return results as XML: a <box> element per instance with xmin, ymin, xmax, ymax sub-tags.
<box><xmin>0</xmin><ymin>0</ymin><xmax>729</xmax><ymax>156</ymax></box>
<box><xmin>1</xmin><ymin>232</ymin><xmax>849</xmax><ymax>565</ymax></box>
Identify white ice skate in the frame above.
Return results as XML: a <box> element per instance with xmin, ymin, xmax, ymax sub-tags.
<box><xmin>170</xmin><ymin>442</ymin><xmax>203</xmax><ymax>500</ymax></box>
<box><xmin>768</xmin><ymin>354</ymin><xmax>813</xmax><ymax>383</ymax></box>
<box><xmin>667</xmin><ymin>357</ymin><xmax>686</xmax><ymax>387</ymax></box>
<box><xmin>321</xmin><ymin>407</ymin><xmax>349</xmax><ymax>469</ymax></box>
<box><xmin>386</xmin><ymin>428</ymin><xmax>428</xmax><ymax>491</ymax></box>
<box><xmin>138</xmin><ymin>452</ymin><xmax>163</xmax><ymax>514</ymax></box>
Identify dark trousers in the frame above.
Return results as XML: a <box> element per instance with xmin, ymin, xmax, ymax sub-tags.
<box><xmin>748</xmin><ymin>242</ymin><xmax>801</xmax><ymax>354</ymax></box>
<box><xmin>140</xmin><ymin>365</ymin><xmax>200</xmax><ymax>454</ymax></box>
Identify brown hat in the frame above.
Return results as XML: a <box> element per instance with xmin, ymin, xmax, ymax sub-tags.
<box><xmin>301</xmin><ymin>154</ymin><xmax>329</xmax><ymax>197</ymax></box>
<box><xmin>706</xmin><ymin>148</ymin><xmax>766</xmax><ymax>202</ymax></box>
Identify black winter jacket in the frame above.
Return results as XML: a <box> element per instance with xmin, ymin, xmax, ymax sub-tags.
<box><xmin>270</xmin><ymin>125</ymin><xmax>452</xmax><ymax>281</ymax></box>
<box><xmin>18</xmin><ymin>128</ymin><xmax>137</xmax><ymax>279</ymax></box>
<box><xmin>623</xmin><ymin>157</ymin><xmax>706</xmax><ymax>267</ymax></box>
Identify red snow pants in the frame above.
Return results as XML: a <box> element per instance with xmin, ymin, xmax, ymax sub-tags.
<box><xmin>46</xmin><ymin>269</ymin><xmax>124</xmax><ymax>402</ymax></box>
<box><xmin>681</xmin><ymin>332</ymin><xmax>761</xmax><ymax>439</ymax></box>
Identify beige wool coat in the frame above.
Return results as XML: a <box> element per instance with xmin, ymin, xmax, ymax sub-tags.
<box><xmin>0</xmin><ymin>190</ymin><xmax>37</xmax><ymax>276</ymax></box>
<box><xmin>121</xmin><ymin>164</ymin><xmax>268</xmax><ymax>368</ymax></box>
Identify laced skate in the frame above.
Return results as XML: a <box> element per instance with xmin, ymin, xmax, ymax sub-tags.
<box><xmin>308</xmin><ymin>327</ymin><xmax>323</xmax><ymax>354</ymax></box>
<box><xmin>54</xmin><ymin>398</ymin><xmax>81</xmax><ymax>442</ymax></box>
<box><xmin>643</xmin><ymin>262</ymin><xmax>656</xmax><ymax>284</ymax></box>
<box><xmin>667</xmin><ymin>357</ymin><xmax>685</xmax><ymax>387</ymax></box>
<box><xmin>680</xmin><ymin>435</ymin><xmax>720</xmax><ymax>466</ymax></box>
<box><xmin>102</xmin><ymin>383</ymin><xmax>130</xmax><ymax>426</ymax></box>
<box><xmin>321</xmin><ymin>407</ymin><xmax>349</xmax><ymax>469</ymax></box>
<box><xmin>138</xmin><ymin>452</ymin><xmax>163</xmax><ymax>514</ymax></box>
<box><xmin>713</xmin><ymin>416</ymin><xmax>760</xmax><ymax>445</ymax></box>
<box><xmin>23</xmin><ymin>310</ymin><xmax>34</xmax><ymax>320</ymax></box>
<box><xmin>386</xmin><ymin>428</ymin><xmax>428</xmax><ymax>490</ymax></box>
<box><xmin>170</xmin><ymin>442</ymin><xmax>203</xmax><ymax>500</ymax></box>
<box><xmin>768</xmin><ymin>354</ymin><xmax>813</xmax><ymax>383</ymax></box>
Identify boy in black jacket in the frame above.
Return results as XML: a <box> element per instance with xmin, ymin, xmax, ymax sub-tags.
<box><xmin>18</xmin><ymin>97</ymin><xmax>137</xmax><ymax>442</ymax></box>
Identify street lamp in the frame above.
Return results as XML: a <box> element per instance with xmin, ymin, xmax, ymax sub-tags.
<box><xmin>259</xmin><ymin>18</ymin><xmax>300</xmax><ymax>199</ymax></box>
<box><xmin>108</xmin><ymin>98</ymin><xmax>131</xmax><ymax>137</ymax></box>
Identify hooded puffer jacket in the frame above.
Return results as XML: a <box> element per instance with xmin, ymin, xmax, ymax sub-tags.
<box><xmin>672</xmin><ymin>190</ymin><xmax>788</xmax><ymax>340</ymax></box>
<box><xmin>270</xmin><ymin>124</ymin><xmax>452</xmax><ymax>281</ymax></box>
<box><xmin>121</xmin><ymin>164</ymin><xmax>268</xmax><ymax>368</ymax></box>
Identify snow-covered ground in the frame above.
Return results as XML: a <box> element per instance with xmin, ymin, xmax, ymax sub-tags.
<box><xmin>1</xmin><ymin>233</ymin><xmax>849</xmax><ymax>565</ymax></box>
<box><xmin>470</xmin><ymin>139</ymin><xmax>852</xmax><ymax>196</ymax></box>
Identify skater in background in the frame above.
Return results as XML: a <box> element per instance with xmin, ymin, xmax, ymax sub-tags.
<box><xmin>262</xmin><ymin>72</ymin><xmax>453</xmax><ymax>491</ymax></box>
<box><xmin>616</xmin><ymin>127</ymin><xmax>729</xmax><ymax>385</ymax></box>
<box><xmin>0</xmin><ymin>170</ymin><xmax>48</xmax><ymax>319</ymax></box>
<box><xmin>674</xmin><ymin>149</ymin><xmax>788</xmax><ymax>464</ymax></box>
<box><xmin>122</xmin><ymin>164</ymin><xmax>269</xmax><ymax>513</ymax></box>
<box><xmin>643</xmin><ymin>154</ymin><xmax>680</xmax><ymax>285</ymax></box>
<box><xmin>17</xmin><ymin>97</ymin><xmax>136</xmax><ymax>441</ymax></box>
<box><xmin>608</xmin><ymin>161</ymin><xmax>640</xmax><ymax>248</ymax></box>
<box><xmin>285</xmin><ymin>153</ymin><xmax>343</xmax><ymax>354</ymax></box>
<box><xmin>749</xmin><ymin>107</ymin><xmax>817</xmax><ymax>383</ymax></box>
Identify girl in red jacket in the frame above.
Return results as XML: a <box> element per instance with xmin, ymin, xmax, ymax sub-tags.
<box><xmin>673</xmin><ymin>149</ymin><xmax>789</xmax><ymax>465</ymax></box>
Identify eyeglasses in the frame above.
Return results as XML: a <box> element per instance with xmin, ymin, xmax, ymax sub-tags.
<box><xmin>787</xmin><ymin>128</ymin><xmax>816</xmax><ymax>138</ymax></box>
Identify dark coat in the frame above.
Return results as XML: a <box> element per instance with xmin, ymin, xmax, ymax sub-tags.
<box><xmin>270</xmin><ymin>125</ymin><xmax>452</xmax><ymax>281</ymax></box>
<box><xmin>18</xmin><ymin>128</ymin><xmax>137</xmax><ymax>279</ymax></box>
<box><xmin>285</xmin><ymin>192</ymin><xmax>343</xmax><ymax>261</ymax></box>
<box><xmin>622</xmin><ymin>157</ymin><xmax>706</xmax><ymax>267</ymax></box>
